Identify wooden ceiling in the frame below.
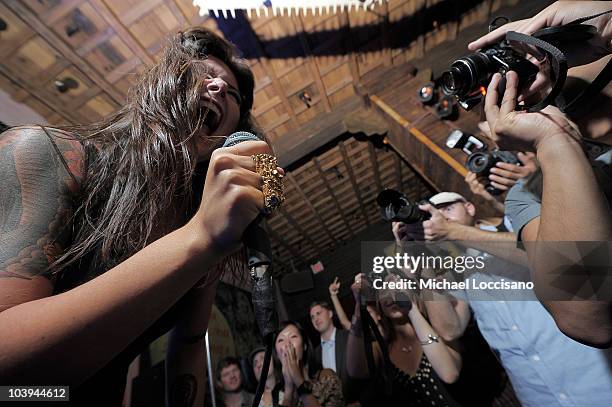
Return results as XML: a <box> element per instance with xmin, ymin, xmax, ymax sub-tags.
<box><xmin>1</xmin><ymin>0</ymin><xmax>538</xmax><ymax>273</ymax></box>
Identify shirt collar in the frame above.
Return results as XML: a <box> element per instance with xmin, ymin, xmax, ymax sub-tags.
<box><xmin>321</xmin><ymin>327</ymin><xmax>337</xmax><ymax>345</ymax></box>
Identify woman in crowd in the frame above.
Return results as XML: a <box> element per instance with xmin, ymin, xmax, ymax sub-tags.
<box><xmin>347</xmin><ymin>274</ymin><xmax>462</xmax><ymax>406</ymax></box>
<box><xmin>275</xmin><ymin>321</ymin><xmax>344</xmax><ymax>407</ymax></box>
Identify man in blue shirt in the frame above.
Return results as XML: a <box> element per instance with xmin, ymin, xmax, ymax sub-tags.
<box><xmin>413</xmin><ymin>191</ymin><xmax>612</xmax><ymax>406</ymax></box>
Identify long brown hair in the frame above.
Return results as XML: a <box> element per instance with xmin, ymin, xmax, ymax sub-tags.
<box><xmin>52</xmin><ymin>28</ymin><xmax>258</xmax><ymax>277</ymax></box>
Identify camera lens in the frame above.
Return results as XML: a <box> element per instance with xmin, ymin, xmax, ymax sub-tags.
<box><xmin>442</xmin><ymin>53</ymin><xmax>491</xmax><ymax>98</ymax></box>
<box><xmin>441</xmin><ymin>66</ymin><xmax>467</xmax><ymax>95</ymax></box>
<box><xmin>466</xmin><ymin>152</ymin><xmax>493</xmax><ymax>174</ymax></box>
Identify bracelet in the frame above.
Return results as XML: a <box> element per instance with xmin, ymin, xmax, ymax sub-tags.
<box><xmin>419</xmin><ymin>334</ymin><xmax>439</xmax><ymax>346</ymax></box>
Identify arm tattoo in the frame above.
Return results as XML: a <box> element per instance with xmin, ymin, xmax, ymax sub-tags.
<box><xmin>0</xmin><ymin>127</ymin><xmax>83</xmax><ymax>279</ymax></box>
<box><xmin>169</xmin><ymin>374</ymin><xmax>197</xmax><ymax>407</ymax></box>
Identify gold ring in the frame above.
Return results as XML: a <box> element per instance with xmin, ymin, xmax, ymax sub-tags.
<box><xmin>252</xmin><ymin>153</ymin><xmax>285</xmax><ymax>213</ymax></box>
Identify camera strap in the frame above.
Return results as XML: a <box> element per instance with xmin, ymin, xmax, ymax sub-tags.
<box><xmin>553</xmin><ymin>8</ymin><xmax>612</xmax><ymax>115</ymax></box>
<box><xmin>505</xmin><ymin>8</ymin><xmax>612</xmax><ymax>113</ymax></box>
<box><xmin>505</xmin><ymin>31</ymin><xmax>567</xmax><ymax>112</ymax></box>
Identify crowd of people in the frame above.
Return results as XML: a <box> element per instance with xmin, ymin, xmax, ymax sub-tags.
<box><xmin>1</xmin><ymin>1</ymin><xmax>611</xmax><ymax>406</ymax></box>
<box><xmin>208</xmin><ymin>2</ymin><xmax>612</xmax><ymax>406</ymax></box>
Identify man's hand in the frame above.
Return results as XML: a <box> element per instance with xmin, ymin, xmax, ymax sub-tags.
<box><xmin>485</xmin><ymin>71</ymin><xmax>582</xmax><ymax>152</ymax></box>
<box><xmin>351</xmin><ymin>273</ymin><xmax>365</xmax><ymax>305</ymax></box>
<box><xmin>465</xmin><ymin>171</ymin><xmax>496</xmax><ymax>202</ymax></box>
<box><xmin>419</xmin><ymin>204</ymin><xmax>456</xmax><ymax>241</ymax></box>
<box><xmin>488</xmin><ymin>152</ymin><xmax>537</xmax><ymax>191</ymax></box>
<box><xmin>329</xmin><ymin>277</ymin><xmax>341</xmax><ymax>296</ymax></box>
<box><xmin>469</xmin><ymin>1</ymin><xmax>612</xmax><ymax>69</ymax></box>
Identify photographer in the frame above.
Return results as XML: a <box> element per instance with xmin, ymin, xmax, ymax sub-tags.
<box><xmin>412</xmin><ymin>191</ymin><xmax>612</xmax><ymax>406</ymax></box>
<box><xmin>481</xmin><ymin>64</ymin><xmax>612</xmax><ymax>348</ymax></box>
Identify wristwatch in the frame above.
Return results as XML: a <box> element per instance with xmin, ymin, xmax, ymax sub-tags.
<box><xmin>296</xmin><ymin>380</ymin><xmax>313</xmax><ymax>397</ymax></box>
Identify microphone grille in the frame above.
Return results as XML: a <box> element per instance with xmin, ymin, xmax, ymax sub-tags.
<box><xmin>223</xmin><ymin>131</ymin><xmax>259</xmax><ymax>148</ymax></box>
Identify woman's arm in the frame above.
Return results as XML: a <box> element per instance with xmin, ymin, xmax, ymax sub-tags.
<box><xmin>408</xmin><ymin>305</ymin><xmax>461</xmax><ymax>384</ymax></box>
<box><xmin>165</xmin><ymin>280</ymin><xmax>218</xmax><ymax>407</ymax></box>
<box><xmin>329</xmin><ymin>278</ymin><xmax>351</xmax><ymax>330</ymax></box>
<box><xmin>0</xmin><ymin>129</ymin><xmax>273</xmax><ymax>384</ymax></box>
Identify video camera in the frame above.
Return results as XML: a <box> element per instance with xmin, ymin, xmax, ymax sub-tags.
<box><xmin>446</xmin><ymin>129</ymin><xmax>519</xmax><ymax>195</ymax></box>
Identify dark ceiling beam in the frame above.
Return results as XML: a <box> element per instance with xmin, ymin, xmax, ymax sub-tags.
<box><xmin>291</xmin><ymin>16</ymin><xmax>332</xmax><ymax>113</ymax></box>
<box><xmin>380</xmin><ymin>0</ymin><xmax>392</xmax><ymax>66</ymax></box>
<box><xmin>313</xmin><ymin>157</ymin><xmax>355</xmax><ymax>239</ymax></box>
<box><xmin>285</xmin><ymin>173</ymin><xmax>337</xmax><ymax>245</ymax></box>
<box><xmin>5</xmin><ymin>0</ymin><xmax>125</xmax><ymax>105</ymax></box>
<box><xmin>367</xmin><ymin>143</ymin><xmax>383</xmax><ymax>193</ymax></box>
<box><xmin>268</xmin><ymin>227</ymin><xmax>307</xmax><ymax>266</ymax></box>
<box><xmin>393</xmin><ymin>151</ymin><xmax>403</xmax><ymax>191</ymax></box>
<box><xmin>338</xmin><ymin>11</ymin><xmax>361</xmax><ymax>90</ymax></box>
<box><xmin>278</xmin><ymin>207</ymin><xmax>321</xmax><ymax>256</ymax></box>
<box><xmin>90</xmin><ymin>0</ymin><xmax>155</xmax><ymax>65</ymax></box>
<box><xmin>274</xmin><ymin>95</ymin><xmax>391</xmax><ymax>169</ymax></box>
<box><xmin>339</xmin><ymin>141</ymin><xmax>370</xmax><ymax>226</ymax></box>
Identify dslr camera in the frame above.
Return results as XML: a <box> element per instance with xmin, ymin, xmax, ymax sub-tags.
<box><xmin>440</xmin><ymin>38</ymin><xmax>538</xmax><ymax>110</ymax></box>
<box><xmin>376</xmin><ymin>189</ymin><xmax>430</xmax><ymax>224</ymax></box>
<box><xmin>446</xmin><ymin>129</ymin><xmax>520</xmax><ymax>195</ymax></box>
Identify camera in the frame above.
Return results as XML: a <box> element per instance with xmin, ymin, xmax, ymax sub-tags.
<box><xmin>441</xmin><ymin>41</ymin><xmax>538</xmax><ymax>110</ymax></box>
<box><xmin>466</xmin><ymin>150</ymin><xmax>520</xmax><ymax>176</ymax></box>
<box><xmin>446</xmin><ymin>129</ymin><xmax>519</xmax><ymax>195</ymax></box>
<box><xmin>376</xmin><ymin>189</ymin><xmax>430</xmax><ymax>224</ymax></box>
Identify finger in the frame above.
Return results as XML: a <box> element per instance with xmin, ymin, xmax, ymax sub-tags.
<box><xmin>517</xmin><ymin>151</ymin><xmax>536</xmax><ymax>165</ymax></box>
<box><xmin>419</xmin><ymin>203</ymin><xmax>439</xmax><ymax>216</ymax></box>
<box><xmin>489</xmin><ymin>180</ymin><xmax>509</xmax><ymax>191</ymax></box>
<box><xmin>478</xmin><ymin>121</ymin><xmax>492</xmax><ymax>137</ymax></box>
<box><xmin>238</xmin><ymin>185</ymin><xmax>266</xmax><ymax>213</ymax></box>
<box><xmin>484</xmin><ymin>73</ymin><xmax>502</xmax><ymax>124</ymax></box>
<box><xmin>467</xmin><ymin>20</ymin><xmax>524</xmax><ymax>51</ymax></box>
<box><xmin>490</xmin><ymin>165</ymin><xmax>521</xmax><ymax>179</ymax></box>
<box><xmin>488</xmin><ymin>174</ymin><xmax>516</xmax><ymax>187</ymax></box>
<box><xmin>222</xmin><ymin>139</ymin><xmax>272</xmax><ymax>157</ymax></box>
<box><xmin>499</xmin><ymin>71</ymin><xmax>518</xmax><ymax>116</ymax></box>
<box><xmin>334</xmin><ymin>277</ymin><xmax>339</xmax><ymax>284</ymax></box>
<box><xmin>221</xmin><ymin>167</ymin><xmax>264</xmax><ymax>188</ymax></box>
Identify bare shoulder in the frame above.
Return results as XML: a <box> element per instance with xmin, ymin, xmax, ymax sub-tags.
<box><xmin>0</xmin><ymin>125</ymin><xmax>83</xmax><ymax>284</ymax></box>
<box><xmin>1</xmin><ymin>126</ymin><xmax>86</xmax><ymax>191</ymax></box>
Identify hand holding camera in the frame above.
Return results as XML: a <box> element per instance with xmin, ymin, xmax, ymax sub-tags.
<box><xmin>485</xmin><ymin>71</ymin><xmax>582</xmax><ymax>151</ymax></box>
<box><xmin>469</xmin><ymin>1</ymin><xmax>612</xmax><ymax>69</ymax></box>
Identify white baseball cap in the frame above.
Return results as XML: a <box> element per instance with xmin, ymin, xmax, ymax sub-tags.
<box><xmin>429</xmin><ymin>192</ymin><xmax>467</xmax><ymax>207</ymax></box>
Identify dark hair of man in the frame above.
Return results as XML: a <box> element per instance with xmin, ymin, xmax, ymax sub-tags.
<box><xmin>49</xmin><ymin>28</ymin><xmax>258</xmax><ymax>279</ymax></box>
<box><xmin>309</xmin><ymin>301</ymin><xmax>333</xmax><ymax>313</ymax></box>
<box><xmin>216</xmin><ymin>356</ymin><xmax>242</xmax><ymax>382</ymax></box>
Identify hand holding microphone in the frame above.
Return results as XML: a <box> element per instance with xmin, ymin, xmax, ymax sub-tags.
<box><xmin>190</xmin><ymin>132</ymin><xmax>284</xmax><ymax>257</ymax></box>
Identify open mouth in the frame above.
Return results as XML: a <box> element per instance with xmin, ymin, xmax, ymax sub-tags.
<box><xmin>200</xmin><ymin>100</ymin><xmax>223</xmax><ymax>132</ymax></box>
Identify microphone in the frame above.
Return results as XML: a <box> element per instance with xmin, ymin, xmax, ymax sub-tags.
<box><xmin>221</xmin><ymin>131</ymin><xmax>277</xmax><ymax>337</ymax></box>
<box><xmin>222</xmin><ymin>131</ymin><xmax>278</xmax><ymax>407</ymax></box>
